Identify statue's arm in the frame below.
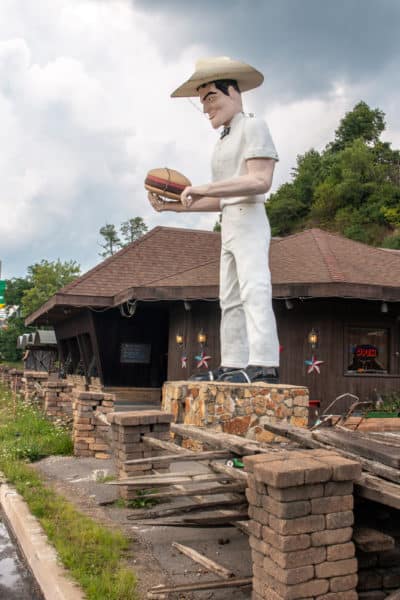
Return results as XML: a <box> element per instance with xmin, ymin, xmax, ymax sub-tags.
<box><xmin>148</xmin><ymin>158</ymin><xmax>275</xmax><ymax>213</ymax></box>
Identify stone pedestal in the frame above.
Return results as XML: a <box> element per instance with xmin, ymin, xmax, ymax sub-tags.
<box><xmin>162</xmin><ymin>381</ymin><xmax>309</xmax><ymax>448</ymax></box>
<box><xmin>244</xmin><ymin>449</ymin><xmax>361</xmax><ymax>600</ymax></box>
<box><xmin>108</xmin><ymin>410</ymin><xmax>173</xmax><ymax>499</ymax></box>
<box><xmin>72</xmin><ymin>390</ymin><xmax>115</xmax><ymax>458</ymax></box>
<box><xmin>22</xmin><ymin>371</ymin><xmax>49</xmax><ymax>405</ymax></box>
<box><xmin>43</xmin><ymin>380</ymin><xmax>73</xmax><ymax>422</ymax></box>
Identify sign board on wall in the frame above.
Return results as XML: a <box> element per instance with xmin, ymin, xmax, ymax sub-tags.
<box><xmin>0</xmin><ymin>280</ymin><xmax>6</xmax><ymax>308</ymax></box>
<box><xmin>120</xmin><ymin>343</ymin><xmax>151</xmax><ymax>364</ymax></box>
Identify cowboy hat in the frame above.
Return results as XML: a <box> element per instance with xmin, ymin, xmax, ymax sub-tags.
<box><xmin>171</xmin><ymin>56</ymin><xmax>264</xmax><ymax>98</ymax></box>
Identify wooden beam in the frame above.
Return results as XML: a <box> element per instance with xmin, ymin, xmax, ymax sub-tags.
<box><xmin>125</xmin><ymin>449</ymin><xmax>232</xmax><ymax>465</ymax></box>
<box><xmin>209</xmin><ymin>460</ymin><xmax>249</xmax><ymax>483</ymax></box>
<box><xmin>108</xmin><ymin>473</ymin><xmax>233</xmax><ymax>487</ymax></box>
<box><xmin>142</xmin><ymin>435</ymin><xmax>192</xmax><ymax>454</ymax></box>
<box><xmin>128</xmin><ymin>498</ymin><xmax>245</xmax><ymax>521</ymax></box>
<box><xmin>355</xmin><ymin>474</ymin><xmax>400</xmax><ymax>511</ymax></box>
<box><xmin>131</xmin><ymin>483</ymin><xmax>246</xmax><ymax>501</ymax></box>
<box><xmin>171</xmin><ymin>542</ymin><xmax>234</xmax><ymax>579</ymax></box>
<box><xmin>140</xmin><ymin>511</ymin><xmax>249</xmax><ymax>527</ymax></box>
<box><xmin>147</xmin><ymin>576</ymin><xmax>252</xmax><ymax>596</ymax></box>
<box><xmin>353</xmin><ymin>526</ymin><xmax>395</xmax><ymax>553</ymax></box>
<box><xmin>171</xmin><ymin>423</ymin><xmax>264</xmax><ymax>455</ymax></box>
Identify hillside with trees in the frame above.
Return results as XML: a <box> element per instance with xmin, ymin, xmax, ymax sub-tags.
<box><xmin>266</xmin><ymin>101</ymin><xmax>400</xmax><ymax>249</ymax></box>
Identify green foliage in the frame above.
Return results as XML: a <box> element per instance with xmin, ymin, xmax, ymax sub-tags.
<box><xmin>99</xmin><ymin>217</ymin><xmax>148</xmax><ymax>258</ymax></box>
<box><xmin>21</xmin><ymin>259</ymin><xmax>80</xmax><ymax>317</ymax></box>
<box><xmin>0</xmin><ymin>315</ymin><xmax>28</xmax><ymax>362</ymax></box>
<box><xmin>120</xmin><ymin>217</ymin><xmax>148</xmax><ymax>244</ymax></box>
<box><xmin>0</xmin><ymin>385</ymin><xmax>73</xmax><ymax>461</ymax></box>
<box><xmin>267</xmin><ymin>101</ymin><xmax>400</xmax><ymax>247</ymax></box>
<box><xmin>382</xmin><ymin>232</ymin><xmax>400</xmax><ymax>249</ymax></box>
<box><xmin>328</xmin><ymin>101</ymin><xmax>385</xmax><ymax>152</ymax></box>
<box><xmin>4</xmin><ymin>277</ymin><xmax>33</xmax><ymax>306</ymax></box>
<box><xmin>99</xmin><ymin>223</ymin><xmax>121</xmax><ymax>258</ymax></box>
<box><xmin>213</xmin><ymin>214</ymin><xmax>222</xmax><ymax>232</ymax></box>
<box><xmin>0</xmin><ymin>386</ymin><xmax>138</xmax><ymax>600</ymax></box>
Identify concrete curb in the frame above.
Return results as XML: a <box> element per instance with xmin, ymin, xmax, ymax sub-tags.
<box><xmin>0</xmin><ymin>482</ymin><xmax>85</xmax><ymax>600</ymax></box>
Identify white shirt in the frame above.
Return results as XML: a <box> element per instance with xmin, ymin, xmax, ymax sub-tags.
<box><xmin>211</xmin><ymin>111</ymin><xmax>279</xmax><ymax>209</ymax></box>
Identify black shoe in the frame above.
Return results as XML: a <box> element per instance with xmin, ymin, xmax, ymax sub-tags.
<box><xmin>220</xmin><ymin>365</ymin><xmax>279</xmax><ymax>384</ymax></box>
<box><xmin>189</xmin><ymin>366</ymin><xmax>236</xmax><ymax>382</ymax></box>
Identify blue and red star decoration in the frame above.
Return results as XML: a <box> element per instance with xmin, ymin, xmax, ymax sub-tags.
<box><xmin>195</xmin><ymin>350</ymin><xmax>211</xmax><ymax>369</ymax></box>
<box><xmin>305</xmin><ymin>355</ymin><xmax>324</xmax><ymax>374</ymax></box>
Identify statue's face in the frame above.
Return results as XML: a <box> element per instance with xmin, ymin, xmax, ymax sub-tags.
<box><xmin>198</xmin><ymin>82</ymin><xmax>241</xmax><ymax>129</ymax></box>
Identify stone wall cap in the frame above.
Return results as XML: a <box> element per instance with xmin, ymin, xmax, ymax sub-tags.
<box><xmin>165</xmin><ymin>380</ymin><xmax>308</xmax><ymax>391</ymax></box>
<box><xmin>108</xmin><ymin>410</ymin><xmax>173</xmax><ymax>426</ymax></box>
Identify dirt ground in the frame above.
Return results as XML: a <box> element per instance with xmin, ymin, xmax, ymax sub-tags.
<box><xmin>32</xmin><ymin>455</ymin><xmax>252</xmax><ymax>600</ymax></box>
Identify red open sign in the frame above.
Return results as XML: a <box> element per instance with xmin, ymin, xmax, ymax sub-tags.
<box><xmin>354</xmin><ymin>345</ymin><xmax>378</xmax><ymax>359</ymax></box>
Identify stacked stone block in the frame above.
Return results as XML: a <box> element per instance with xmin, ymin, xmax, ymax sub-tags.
<box><xmin>72</xmin><ymin>390</ymin><xmax>115</xmax><ymax>459</ymax></box>
<box><xmin>9</xmin><ymin>369</ymin><xmax>23</xmax><ymax>394</ymax></box>
<box><xmin>43</xmin><ymin>380</ymin><xmax>73</xmax><ymax>423</ymax></box>
<box><xmin>21</xmin><ymin>371</ymin><xmax>49</xmax><ymax>406</ymax></box>
<box><xmin>162</xmin><ymin>381</ymin><xmax>309</xmax><ymax>446</ymax></box>
<box><xmin>108</xmin><ymin>410</ymin><xmax>173</xmax><ymax>499</ymax></box>
<box><xmin>244</xmin><ymin>449</ymin><xmax>361</xmax><ymax>600</ymax></box>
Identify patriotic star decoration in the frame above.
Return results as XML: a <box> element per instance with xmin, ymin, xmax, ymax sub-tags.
<box><xmin>181</xmin><ymin>354</ymin><xmax>188</xmax><ymax>369</ymax></box>
<box><xmin>305</xmin><ymin>355</ymin><xmax>324</xmax><ymax>374</ymax></box>
<box><xmin>195</xmin><ymin>350</ymin><xmax>211</xmax><ymax>369</ymax></box>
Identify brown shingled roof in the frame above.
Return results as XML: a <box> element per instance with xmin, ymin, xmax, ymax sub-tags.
<box><xmin>26</xmin><ymin>226</ymin><xmax>400</xmax><ymax>325</ymax></box>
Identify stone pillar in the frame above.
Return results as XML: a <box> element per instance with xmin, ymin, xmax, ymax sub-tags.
<box><xmin>108</xmin><ymin>410</ymin><xmax>173</xmax><ymax>499</ymax></box>
<box><xmin>72</xmin><ymin>390</ymin><xmax>114</xmax><ymax>459</ymax></box>
<box><xmin>244</xmin><ymin>449</ymin><xmax>361</xmax><ymax>600</ymax></box>
<box><xmin>22</xmin><ymin>371</ymin><xmax>49</xmax><ymax>405</ymax></box>
<box><xmin>43</xmin><ymin>380</ymin><xmax>73</xmax><ymax>422</ymax></box>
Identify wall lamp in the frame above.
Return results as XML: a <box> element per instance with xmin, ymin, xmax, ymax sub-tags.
<box><xmin>285</xmin><ymin>299</ymin><xmax>294</xmax><ymax>310</ymax></box>
<box><xmin>175</xmin><ymin>333</ymin><xmax>184</xmax><ymax>346</ymax></box>
<box><xmin>308</xmin><ymin>328</ymin><xmax>318</xmax><ymax>349</ymax></box>
<box><xmin>197</xmin><ymin>330</ymin><xmax>207</xmax><ymax>345</ymax></box>
<box><xmin>381</xmin><ymin>301</ymin><xmax>388</xmax><ymax>314</ymax></box>
<box><xmin>184</xmin><ymin>301</ymin><xmax>191</xmax><ymax>311</ymax></box>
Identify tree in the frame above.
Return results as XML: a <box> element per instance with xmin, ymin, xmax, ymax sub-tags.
<box><xmin>328</xmin><ymin>101</ymin><xmax>385</xmax><ymax>152</ymax></box>
<box><xmin>21</xmin><ymin>259</ymin><xmax>80</xmax><ymax>317</ymax></box>
<box><xmin>0</xmin><ymin>315</ymin><xmax>28</xmax><ymax>362</ymax></box>
<box><xmin>99</xmin><ymin>224</ymin><xmax>121</xmax><ymax>258</ymax></box>
<box><xmin>267</xmin><ymin>101</ymin><xmax>400</xmax><ymax>247</ymax></box>
<box><xmin>4</xmin><ymin>277</ymin><xmax>33</xmax><ymax>307</ymax></box>
<box><xmin>120</xmin><ymin>217</ymin><xmax>148</xmax><ymax>245</ymax></box>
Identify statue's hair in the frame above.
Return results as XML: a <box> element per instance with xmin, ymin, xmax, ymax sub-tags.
<box><xmin>197</xmin><ymin>79</ymin><xmax>241</xmax><ymax>95</ymax></box>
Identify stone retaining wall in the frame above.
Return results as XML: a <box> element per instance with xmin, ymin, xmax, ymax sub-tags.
<box><xmin>244</xmin><ymin>449</ymin><xmax>361</xmax><ymax>600</ymax></box>
<box><xmin>163</xmin><ymin>381</ymin><xmax>309</xmax><ymax>448</ymax></box>
<box><xmin>21</xmin><ymin>371</ymin><xmax>49</xmax><ymax>406</ymax></box>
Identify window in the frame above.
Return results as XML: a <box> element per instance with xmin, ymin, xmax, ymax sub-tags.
<box><xmin>346</xmin><ymin>327</ymin><xmax>389</xmax><ymax>374</ymax></box>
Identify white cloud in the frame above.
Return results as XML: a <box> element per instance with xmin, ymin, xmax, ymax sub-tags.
<box><xmin>0</xmin><ymin>0</ymin><xmax>398</xmax><ymax>278</ymax></box>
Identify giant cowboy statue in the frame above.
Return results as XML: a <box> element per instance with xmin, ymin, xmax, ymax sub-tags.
<box><xmin>148</xmin><ymin>56</ymin><xmax>280</xmax><ymax>384</ymax></box>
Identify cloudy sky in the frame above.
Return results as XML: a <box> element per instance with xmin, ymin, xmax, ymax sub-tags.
<box><xmin>0</xmin><ymin>0</ymin><xmax>399</xmax><ymax>278</ymax></box>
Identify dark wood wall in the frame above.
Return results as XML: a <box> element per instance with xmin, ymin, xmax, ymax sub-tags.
<box><xmin>93</xmin><ymin>304</ymin><xmax>169</xmax><ymax>387</ymax></box>
<box><xmin>168</xmin><ymin>298</ymin><xmax>400</xmax><ymax>411</ymax></box>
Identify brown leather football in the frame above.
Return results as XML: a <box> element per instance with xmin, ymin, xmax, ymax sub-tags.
<box><xmin>145</xmin><ymin>167</ymin><xmax>191</xmax><ymax>202</ymax></box>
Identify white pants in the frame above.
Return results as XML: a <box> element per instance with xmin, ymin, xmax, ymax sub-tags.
<box><xmin>220</xmin><ymin>203</ymin><xmax>280</xmax><ymax>368</ymax></box>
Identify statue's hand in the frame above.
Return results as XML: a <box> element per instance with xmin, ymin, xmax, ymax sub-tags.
<box><xmin>148</xmin><ymin>191</ymin><xmax>167</xmax><ymax>212</ymax></box>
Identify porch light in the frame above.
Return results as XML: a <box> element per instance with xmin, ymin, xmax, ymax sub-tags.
<box><xmin>197</xmin><ymin>330</ymin><xmax>207</xmax><ymax>345</ymax></box>
<box><xmin>308</xmin><ymin>328</ymin><xmax>318</xmax><ymax>349</ymax></box>
<box><xmin>175</xmin><ymin>333</ymin><xmax>184</xmax><ymax>346</ymax></box>
<box><xmin>381</xmin><ymin>301</ymin><xmax>388</xmax><ymax>314</ymax></box>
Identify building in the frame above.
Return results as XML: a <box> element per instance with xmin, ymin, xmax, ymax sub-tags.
<box><xmin>25</xmin><ymin>227</ymin><xmax>400</xmax><ymax>410</ymax></box>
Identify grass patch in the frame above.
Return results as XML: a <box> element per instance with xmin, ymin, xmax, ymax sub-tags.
<box><xmin>0</xmin><ymin>384</ymin><xmax>138</xmax><ymax>600</ymax></box>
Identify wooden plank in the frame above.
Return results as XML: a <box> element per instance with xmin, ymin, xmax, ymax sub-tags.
<box><xmin>353</xmin><ymin>526</ymin><xmax>395</xmax><ymax>553</ymax></box>
<box><xmin>170</xmin><ymin>423</ymin><xmax>262</xmax><ymax>455</ymax></box>
<box><xmin>142</xmin><ymin>435</ymin><xmax>192</xmax><ymax>454</ymax></box>
<box><xmin>133</xmin><ymin>483</ymin><xmax>246</xmax><ymax>501</ymax></box>
<box><xmin>355</xmin><ymin>474</ymin><xmax>400</xmax><ymax>511</ymax></box>
<box><xmin>312</xmin><ymin>429</ymin><xmax>400</xmax><ymax>469</ymax></box>
<box><xmin>171</xmin><ymin>542</ymin><xmax>234</xmax><ymax>579</ymax></box>
<box><xmin>128</xmin><ymin>498</ymin><xmax>245</xmax><ymax>521</ymax></box>
<box><xmin>147</xmin><ymin>576</ymin><xmax>252</xmax><ymax>596</ymax></box>
<box><xmin>108</xmin><ymin>473</ymin><xmax>233</xmax><ymax>487</ymax></box>
<box><xmin>139</xmin><ymin>511</ymin><xmax>249</xmax><ymax>527</ymax></box>
<box><xmin>209</xmin><ymin>460</ymin><xmax>249</xmax><ymax>483</ymax></box>
<box><xmin>263</xmin><ymin>421</ymin><xmax>400</xmax><ymax>484</ymax></box>
<box><xmin>125</xmin><ymin>449</ymin><xmax>232</xmax><ymax>465</ymax></box>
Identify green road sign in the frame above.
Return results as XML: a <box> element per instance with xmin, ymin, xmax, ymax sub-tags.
<box><xmin>0</xmin><ymin>280</ymin><xmax>6</xmax><ymax>308</ymax></box>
